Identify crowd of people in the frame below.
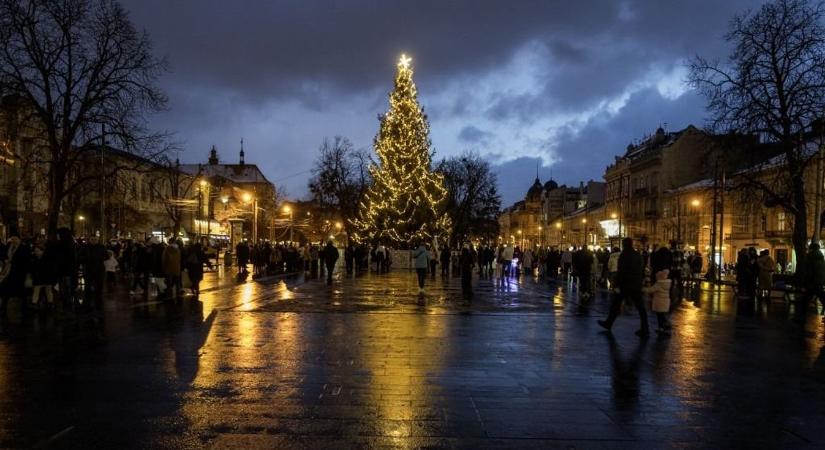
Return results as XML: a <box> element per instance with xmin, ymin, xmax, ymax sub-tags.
<box><xmin>0</xmin><ymin>229</ymin><xmax>217</xmax><ymax>318</ymax></box>
<box><xmin>5</xmin><ymin>226</ymin><xmax>825</xmax><ymax>330</ymax></box>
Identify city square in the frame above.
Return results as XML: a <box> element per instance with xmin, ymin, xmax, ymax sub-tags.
<box><xmin>1</xmin><ymin>269</ymin><xmax>824</xmax><ymax>449</ymax></box>
<box><xmin>2</xmin><ymin>0</ymin><xmax>825</xmax><ymax>448</ymax></box>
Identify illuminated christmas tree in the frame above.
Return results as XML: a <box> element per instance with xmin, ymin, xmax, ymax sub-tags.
<box><xmin>353</xmin><ymin>54</ymin><xmax>450</xmax><ymax>246</ymax></box>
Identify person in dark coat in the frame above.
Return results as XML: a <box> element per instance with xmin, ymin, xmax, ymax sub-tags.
<box><xmin>30</xmin><ymin>241</ymin><xmax>58</xmax><ymax>307</ymax></box>
<box><xmin>460</xmin><ymin>244</ymin><xmax>474</xmax><ymax>299</ymax></box>
<box><xmin>574</xmin><ymin>247</ymin><xmax>594</xmax><ymax>298</ymax></box>
<box><xmin>130</xmin><ymin>241</ymin><xmax>150</xmax><ymax>296</ymax></box>
<box><xmin>321</xmin><ymin>241</ymin><xmax>339</xmax><ymax>285</ymax></box>
<box><xmin>598</xmin><ymin>237</ymin><xmax>650</xmax><ymax>337</ymax></box>
<box><xmin>735</xmin><ymin>248</ymin><xmax>755</xmax><ymax>299</ymax></box>
<box><xmin>344</xmin><ymin>243</ymin><xmax>355</xmax><ymax>275</ymax></box>
<box><xmin>440</xmin><ymin>246</ymin><xmax>451</xmax><ymax>277</ymax></box>
<box><xmin>649</xmin><ymin>244</ymin><xmax>672</xmax><ymax>284</ymax></box>
<box><xmin>798</xmin><ymin>243</ymin><xmax>825</xmax><ymax>321</ymax></box>
<box><xmin>81</xmin><ymin>236</ymin><xmax>107</xmax><ymax>311</ymax></box>
<box><xmin>55</xmin><ymin>228</ymin><xmax>78</xmax><ymax>309</ymax></box>
<box><xmin>186</xmin><ymin>242</ymin><xmax>205</xmax><ymax>295</ymax></box>
<box><xmin>0</xmin><ymin>236</ymin><xmax>31</xmax><ymax>315</ymax></box>
<box><xmin>236</xmin><ymin>241</ymin><xmax>250</xmax><ymax>274</ymax></box>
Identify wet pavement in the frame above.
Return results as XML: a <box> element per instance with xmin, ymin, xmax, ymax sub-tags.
<box><xmin>1</xmin><ymin>266</ymin><xmax>825</xmax><ymax>449</ymax></box>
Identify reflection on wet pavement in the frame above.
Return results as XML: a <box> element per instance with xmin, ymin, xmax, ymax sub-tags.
<box><xmin>0</xmin><ymin>268</ymin><xmax>824</xmax><ymax>448</ymax></box>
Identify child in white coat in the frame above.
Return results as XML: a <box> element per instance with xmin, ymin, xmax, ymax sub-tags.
<box><xmin>645</xmin><ymin>269</ymin><xmax>673</xmax><ymax>334</ymax></box>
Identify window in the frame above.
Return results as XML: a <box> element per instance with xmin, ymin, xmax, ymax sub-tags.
<box><xmin>777</xmin><ymin>212</ymin><xmax>786</xmax><ymax>231</ymax></box>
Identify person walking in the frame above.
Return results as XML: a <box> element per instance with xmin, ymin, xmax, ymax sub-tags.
<box><xmin>439</xmin><ymin>245</ymin><xmax>451</xmax><ymax>277</ymax></box>
<box><xmin>30</xmin><ymin>242</ymin><xmax>57</xmax><ymax>309</ymax></box>
<box><xmin>500</xmin><ymin>243</ymin><xmax>515</xmax><ymax>278</ymax></box>
<box><xmin>236</xmin><ymin>240</ymin><xmax>250</xmax><ymax>274</ymax></box>
<box><xmin>54</xmin><ymin>228</ymin><xmax>78</xmax><ymax>309</ymax></box>
<box><xmin>162</xmin><ymin>238</ymin><xmax>182</xmax><ymax>300</ymax></box>
<box><xmin>322</xmin><ymin>241</ymin><xmax>339</xmax><ymax>285</ymax></box>
<box><xmin>81</xmin><ymin>236</ymin><xmax>107</xmax><ymax>311</ymax></box>
<box><xmin>460</xmin><ymin>243</ymin><xmax>474</xmax><ymax>299</ymax></box>
<box><xmin>574</xmin><ymin>247</ymin><xmax>594</xmax><ymax>298</ymax></box>
<box><xmin>645</xmin><ymin>268</ymin><xmax>672</xmax><ymax>335</ymax></box>
<box><xmin>104</xmin><ymin>250</ymin><xmax>119</xmax><ymax>288</ymax></box>
<box><xmin>344</xmin><ymin>243</ymin><xmax>355</xmax><ymax>275</ymax></box>
<box><xmin>522</xmin><ymin>248</ymin><xmax>534</xmax><ymax>277</ymax></box>
<box><xmin>130</xmin><ymin>241</ymin><xmax>149</xmax><ymax>296</ymax></box>
<box><xmin>756</xmin><ymin>249</ymin><xmax>775</xmax><ymax>300</ymax></box>
<box><xmin>560</xmin><ymin>248</ymin><xmax>573</xmax><ymax>278</ymax></box>
<box><xmin>607</xmin><ymin>246</ymin><xmax>620</xmax><ymax>288</ymax></box>
<box><xmin>186</xmin><ymin>242</ymin><xmax>205</xmax><ymax>296</ymax></box>
<box><xmin>798</xmin><ymin>243</ymin><xmax>825</xmax><ymax>321</ymax></box>
<box><xmin>0</xmin><ymin>236</ymin><xmax>31</xmax><ymax>316</ymax></box>
<box><xmin>598</xmin><ymin>237</ymin><xmax>650</xmax><ymax>337</ymax></box>
<box><xmin>413</xmin><ymin>242</ymin><xmax>429</xmax><ymax>294</ymax></box>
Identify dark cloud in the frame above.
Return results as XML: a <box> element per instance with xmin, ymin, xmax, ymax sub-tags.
<box><xmin>119</xmin><ymin>0</ymin><xmax>759</xmax><ymax>204</ymax></box>
<box><xmin>458</xmin><ymin>125</ymin><xmax>492</xmax><ymax>144</ymax></box>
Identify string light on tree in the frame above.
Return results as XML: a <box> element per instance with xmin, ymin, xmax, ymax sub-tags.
<box><xmin>352</xmin><ymin>54</ymin><xmax>450</xmax><ymax>245</ymax></box>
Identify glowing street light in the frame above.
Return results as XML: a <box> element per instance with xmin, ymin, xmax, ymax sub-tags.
<box><xmin>691</xmin><ymin>198</ymin><xmax>701</xmax><ymax>207</ymax></box>
<box><xmin>283</xmin><ymin>205</ymin><xmax>294</xmax><ymax>242</ymax></box>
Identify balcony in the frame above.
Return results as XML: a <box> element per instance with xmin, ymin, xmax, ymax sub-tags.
<box><xmin>765</xmin><ymin>230</ymin><xmax>792</xmax><ymax>239</ymax></box>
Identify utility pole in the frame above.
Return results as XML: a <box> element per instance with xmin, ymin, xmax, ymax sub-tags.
<box><xmin>252</xmin><ymin>198</ymin><xmax>258</xmax><ymax>243</ymax></box>
<box><xmin>709</xmin><ymin>160</ymin><xmax>719</xmax><ymax>281</ymax></box>
<box><xmin>100</xmin><ymin>124</ymin><xmax>106</xmax><ymax>240</ymax></box>
<box><xmin>812</xmin><ymin>135</ymin><xmax>824</xmax><ymax>244</ymax></box>
<box><xmin>718</xmin><ymin>168</ymin><xmax>726</xmax><ymax>282</ymax></box>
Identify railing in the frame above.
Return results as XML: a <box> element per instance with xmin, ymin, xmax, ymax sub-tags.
<box><xmin>764</xmin><ymin>230</ymin><xmax>792</xmax><ymax>238</ymax></box>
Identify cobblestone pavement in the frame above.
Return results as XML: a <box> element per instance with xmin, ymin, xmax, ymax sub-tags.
<box><xmin>1</xmin><ymin>267</ymin><xmax>824</xmax><ymax>449</ymax></box>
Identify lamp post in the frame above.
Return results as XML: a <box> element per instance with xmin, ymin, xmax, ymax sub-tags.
<box><xmin>690</xmin><ymin>198</ymin><xmax>701</xmax><ymax>250</ymax></box>
<box><xmin>200</xmin><ymin>179</ymin><xmax>209</xmax><ymax>239</ymax></box>
<box><xmin>243</xmin><ymin>192</ymin><xmax>257</xmax><ymax>243</ymax></box>
<box><xmin>582</xmin><ymin>217</ymin><xmax>588</xmax><ymax>247</ymax></box>
<box><xmin>283</xmin><ymin>205</ymin><xmax>293</xmax><ymax>242</ymax></box>
<box><xmin>78</xmin><ymin>215</ymin><xmax>86</xmax><ymax>237</ymax></box>
<box><xmin>555</xmin><ymin>221</ymin><xmax>562</xmax><ymax>247</ymax></box>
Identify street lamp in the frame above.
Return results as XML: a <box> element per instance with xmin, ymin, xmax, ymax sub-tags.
<box><xmin>243</xmin><ymin>192</ymin><xmax>257</xmax><ymax>243</ymax></box>
<box><xmin>690</xmin><ymin>198</ymin><xmax>702</xmax><ymax>250</ymax></box>
<box><xmin>283</xmin><ymin>205</ymin><xmax>293</xmax><ymax>242</ymax></box>
<box><xmin>78</xmin><ymin>215</ymin><xmax>86</xmax><ymax>237</ymax></box>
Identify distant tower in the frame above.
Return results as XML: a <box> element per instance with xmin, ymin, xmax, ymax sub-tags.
<box><xmin>239</xmin><ymin>138</ymin><xmax>245</xmax><ymax>166</ymax></box>
<box><xmin>208</xmin><ymin>145</ymin><xmax>219</xmax><ymax>165</ymax></box>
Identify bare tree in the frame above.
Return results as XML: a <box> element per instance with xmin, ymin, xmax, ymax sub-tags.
<box><xmin>689</xmin><ymin>0</ymin><xmax>825</xmax><ymax>270</ymax></box>
<box><xmin>0</xmin><ymin>0</ymin><xmax>168</xmax><ymax>233</ymax></box>
<box><xmin>308</xmin><ymin>136</ymin><xmax>371</xmax><ymax>242</ymax></box>
<box><xmin>149</xmin><ymin>158</ymin><xmax>200</xmax><ymax>237</ymax></box>
<box><xmin>437</xmin><ymin>151</ymin><xmax>501</xmax><ymax>245</ymax></box>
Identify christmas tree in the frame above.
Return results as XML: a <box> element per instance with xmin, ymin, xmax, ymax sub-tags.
<box><xmin>353</xmin><ymin>54</ymin><xmax>450</xmax><ymax>246</ymax></box>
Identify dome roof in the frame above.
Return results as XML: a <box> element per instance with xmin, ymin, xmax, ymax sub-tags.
<box><xmin>543</xmin><ymin>179</ymin><xmax>558</xmax><ymax>191</ymax></box>
<box><xmin>526</xmin><ymin>178</ymin><xmax>543</xmax><ymax>201</ymax></box>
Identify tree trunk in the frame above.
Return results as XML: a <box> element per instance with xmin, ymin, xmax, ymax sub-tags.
<box><xmin>792</xmin><ymin>172</ymin><xmax>809</xmax><ymax>280</ymax></box>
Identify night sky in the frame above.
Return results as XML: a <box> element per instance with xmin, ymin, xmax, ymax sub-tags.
<box><xmin>122</xmin><ymin>0</ymin><xmax>760</xmax><ymax>205</ymax></box>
